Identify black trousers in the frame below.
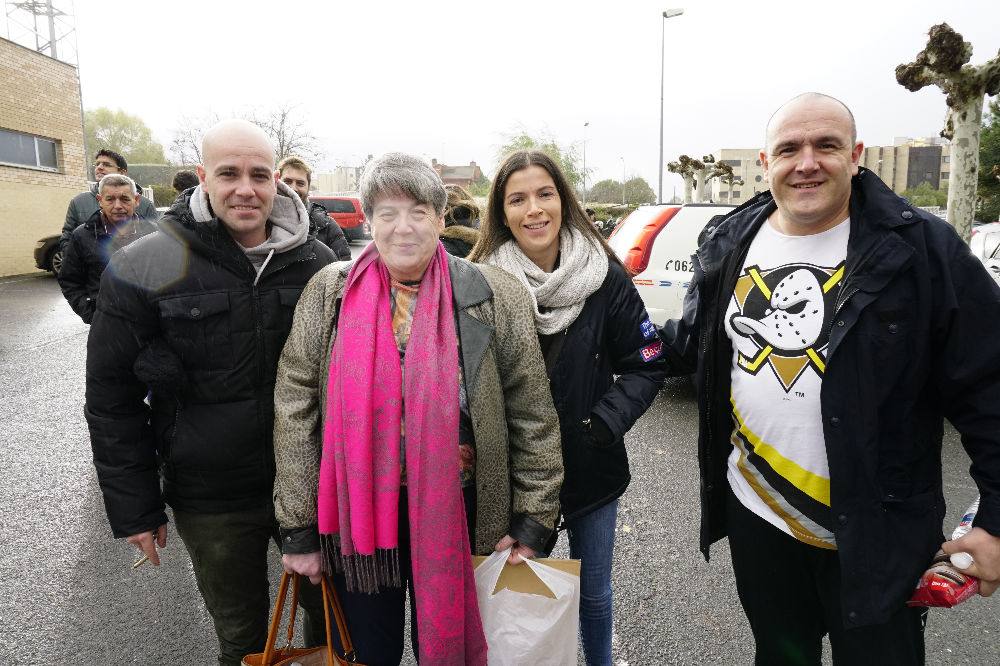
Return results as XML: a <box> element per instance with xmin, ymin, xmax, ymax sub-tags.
<box><xmin>726</xmin><ymin>488</ymin><xmax>927</xmax><ymax>666</ymax></box>
<box><xmin>328</xmin><ymin>486</ymin><xmax>476</xmax><ymax>666</ymax></box>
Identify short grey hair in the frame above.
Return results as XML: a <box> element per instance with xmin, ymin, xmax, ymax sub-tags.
<box><xmin>359</xmin><ymin>153</ymin><xmax>447</xmax><ymax>219</ymax></box>
<box><xmin>98</xmin><ymin>173</ymin><xmax>138</xmax><ymax>195</ymax></box>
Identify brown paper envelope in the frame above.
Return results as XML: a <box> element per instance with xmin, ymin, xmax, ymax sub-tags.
<box><xmin>473</xmin><ymin>556</ymin><xmax>581</xmax><ymax>599</ymax></box>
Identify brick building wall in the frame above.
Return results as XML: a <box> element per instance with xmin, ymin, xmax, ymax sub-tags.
<box><xmin>0</xmin><ymin>37</ymin><xmax>86</xmax><ymax>276</ymax></box>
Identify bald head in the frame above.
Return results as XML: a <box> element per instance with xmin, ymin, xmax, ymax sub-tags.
<box><xmin>195</xmin><ymin>119</ymin><xmax>278</xmax><ymax>248</ymax></box>
<box><xmin>765</xmin><ymin>93</ymin><xmax>856</xmax><ymax>151</ymax></box>
<box><xmin>201</xmin><ymin>119</ymin><xmax>275</xmax><ymax>169</ymax></box>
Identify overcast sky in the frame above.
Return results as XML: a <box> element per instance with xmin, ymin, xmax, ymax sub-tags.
<box><xmin>11</xmin><ymin>0</ymin><xmax>1000</xmax><ymax>196</ymax></box>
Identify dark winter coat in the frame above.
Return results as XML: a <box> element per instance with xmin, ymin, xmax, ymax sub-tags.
<box><xmin>660</xmin><ymin>169</ymin><xmax>1000</xmax><ymax>628</ymax></box>
<box><xmin>547</xmin><ymin>261</ymin><xmax>666</xmax><ymax>521</ymax></box>
<box><xmin>60</xmin><ymin>184</ymin><xmax>158</xmax><ymax>252</ymax></box>
<box><xmin>309</xmin><ymin>202</ymin><xmax>352</xmax><ymax>261</ymax></box>
<box><xmin>440</xmin><ymin>224</ymin><xmax>480</xmax><ymax>258</ymax></box>
<box><xmin>85</xmin><ymin>189</ymin><xmax>335</xmax><ymax>538</ymax></box>
<box><xmin>57</xmin><ymin>209</ymin><xmax>158</xmax><ymax>323</ymax></box>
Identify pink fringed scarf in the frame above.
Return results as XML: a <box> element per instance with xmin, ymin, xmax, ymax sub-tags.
<box><xmin>318</xmin><ymin>242</ymin><xmax>487</xmax><ymax>665</ymax></box>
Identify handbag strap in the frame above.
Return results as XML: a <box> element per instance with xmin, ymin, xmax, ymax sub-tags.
<box><xmin>261</xmin><ymin>571</ymin><xmax>293</xmax><ymax>665</ymax></box>
<box><xmin>321</xmin><ymin>574</ymin><xmax>357</xmax><ymax>662</ymax></box>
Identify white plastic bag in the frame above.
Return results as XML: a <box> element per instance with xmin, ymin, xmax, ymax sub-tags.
<box><xmin>474</xmin><ymin>548</ymin><xmax>580</xmax><ymax>666</ymax></box>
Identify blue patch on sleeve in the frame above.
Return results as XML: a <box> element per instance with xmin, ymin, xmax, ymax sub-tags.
<box><xmin>640</xmin><ymin>318</ymin><xmax>656</xmax><ymax>340</ymax></box>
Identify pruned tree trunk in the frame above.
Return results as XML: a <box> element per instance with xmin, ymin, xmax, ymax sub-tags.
<box><xmin>946</xmin><ymin>99</ymin><xmax>985</xmax><ymax>240</ymax></box>
<box><xmin>896</xmin><ymin>23</ymin><xmax>1000</xmax><ymax>242</ymax></box>
<box><xmin>683</xmin><ymin>175</ymin><xmax>694</xmax><ymax>204</ymax></box>
<box><xmin>694</xmin><ymin>169</ymin><xmax>706</xmax><ymax>203</ymax></box>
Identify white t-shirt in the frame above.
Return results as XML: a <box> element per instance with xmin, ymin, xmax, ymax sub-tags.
<box><xmin>724</xmin><ymin>217</ymin><xmax>850</xmax><ymax>549</ymax></box>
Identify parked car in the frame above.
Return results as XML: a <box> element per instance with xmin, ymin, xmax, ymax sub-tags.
<box><xmin>971</xmin><ymin>222</ymin><xmax>1000</xmax><ymax>286</ymax></box>
<box><xmin>607</xmin><ymin>203</ymin><xmax>735</xmax><ymax>325</ymax></box>
<box><xmin>34</xmin><ymin>235</ymin><xmax>62</xmax><ymax>275</ymax></box>
<box><xmin>311</xmin><ymin>195</ymin><xmax>370</xmax><ymax>242</ymax></box>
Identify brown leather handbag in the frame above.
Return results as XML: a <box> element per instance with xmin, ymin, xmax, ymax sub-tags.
<box><xmin>242</xmin><ymin>571</ymin><xmax>364</xmax><ymax>666</ymax></box>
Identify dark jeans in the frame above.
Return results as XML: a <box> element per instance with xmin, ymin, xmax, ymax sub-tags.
<box><xmin>328</xmin><ymin>486</ymin><xmax>476</xmax><ymax>666</ymax></box>
<box><xmin>726</xmin><ymin>489</ymin><xmax>927</xmax><ymax>666</ymax></box>
<box><xmin>173</xmin><ymin>505</ymin><xmax>327</xmax><ymax>666</ymax></box>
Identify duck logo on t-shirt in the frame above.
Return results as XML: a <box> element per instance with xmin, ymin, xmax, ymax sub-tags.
<box><xmin>728</xmin><ymin>261</ymin><xmax>844</xmax><ymax>392</ymax></box>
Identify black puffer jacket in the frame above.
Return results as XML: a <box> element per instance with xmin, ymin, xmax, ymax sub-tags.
<box><xmin>309</xmin><ymin>202</ymin><xmax>352</xmax><ymax>260</ymax></box>
<box><xmin>85</xmin><ymin>189</ymin><xmax>335</xmax><ymax>538</ymax></box>
<box><xmin>57</xmin><ymin>209</ymin><xmax>158</xmax><ymax>323</ymax></box>
<box><xmin>547</xmin><ymin>261</ymin><xmax>666</xmax><ymax>521</ymax></box>
<box><xmin>660</xmin><ymin>169</ymin><xmax>1000</xmax><ymax>627</ymax></box>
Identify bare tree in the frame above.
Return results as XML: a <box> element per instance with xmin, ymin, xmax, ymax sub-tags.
<box><xmin>668</xmin><ymin>155</ymin><xmax>700</xmax><ymax>203</ymax></box>
<box><xmin>169</xmin><ymin>112</ymin><xmax>219</xmax><ymax>166</ymax></box>
<box><xmin>710</xmin><ymin>161</ymin><xmax>744</xmax><ymax>202</ymax></box>
<box><xmin>897</xmin><ymin>23</ymin><xmax>1000</xmax><ymax>241</ymax></box>
<box><xmin>168</xmin><ymin>104</ymin><xmax>322</xmax><ymax>166</ymax></box>
<box><xmin>244</xmin><ymin>103</ymin><xmax>322</xmax><ymax>164</ymax></box>
<box><xmin>692</xmin><ymin>154</ymin><xmax>719</xmax><ymax>203</ymax></box>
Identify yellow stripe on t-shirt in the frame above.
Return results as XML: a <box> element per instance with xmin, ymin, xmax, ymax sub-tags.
<box><xmin>731</xmin><ymin>399</ymin><xmax>831</xmax><ymax>507</ymax></box>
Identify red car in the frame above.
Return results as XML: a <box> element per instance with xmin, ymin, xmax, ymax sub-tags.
<box><xmin>311</xmin><ymin>196</ymin><xmax>371</xmax><ymax>242</ymax></box>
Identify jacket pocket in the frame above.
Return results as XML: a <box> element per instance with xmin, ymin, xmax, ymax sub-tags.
<box><xmin>157</xmin><ymin>292</ymin><xmax>233</xmax><ymax>371</ymax></box>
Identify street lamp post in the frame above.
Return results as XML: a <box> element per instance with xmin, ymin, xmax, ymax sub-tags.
<box><xmin>583</xmin><ymin>121</ymin><xmax>590</xmax><ymax>206</ymax></box>
<box><xmin>658</xmin><ymin>8</ymin><xmax>684</xmax><ymax>204</ymax></box>
<box><xmin>620</xmin><ymin>156</ymin><xmax>626</xmax><ymax>204</ymax></box>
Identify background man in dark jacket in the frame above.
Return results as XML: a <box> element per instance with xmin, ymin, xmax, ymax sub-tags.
<box><xmin>85</xmin><ymin>120</ymin><xmax>335</xmax><ymax>665</ymax></box>
<box><xmin>660</xmin><ymin>93</ymin><xmax>1000</xmax><ymax>664</ymax></box>
<box><xmin>277</xmin><ymin>155</ymin><xmax>351</xmax><ymax>260</ymax></box>
<box><xmin>57</xmin><ymin>173</ymin><xmax>157</xmax><ymax>323</ymax></box>
<box><xmin>60</xmin><ymin>149</ymin><xmax>157</xmax><ymax>252</ymax></box>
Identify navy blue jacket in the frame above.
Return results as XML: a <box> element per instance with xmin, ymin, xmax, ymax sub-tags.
<box><xmin>660</xmin><ymin>169</ymin><xmax>1000</xmax><ymax>627</ymax></box>
<box><xmin>548</xmin><ymin>261</ymin><xmax>666</xmax><ymax>521</ymax></box>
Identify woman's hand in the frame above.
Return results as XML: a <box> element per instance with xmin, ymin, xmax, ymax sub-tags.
<box><xmin>494</xmin><ymin>534</ymin><xmax>537</xmax><ymax>565</ymax></box>
<box><xmin>282</xmin><ymin>551</ymin><xmax>323</xmax><ymax>584</ymax></box>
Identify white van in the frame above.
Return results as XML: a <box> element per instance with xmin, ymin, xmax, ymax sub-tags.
<box><xmin>607</xmin><ymin>203</ymin><xmax>735</xmax><ymax>325</ymax></box>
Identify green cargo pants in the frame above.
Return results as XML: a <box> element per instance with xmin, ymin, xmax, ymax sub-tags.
<box><xmin>173</xmin><ymin>505</ymin><xmax>326</xmax><ymax>666</ymax></box>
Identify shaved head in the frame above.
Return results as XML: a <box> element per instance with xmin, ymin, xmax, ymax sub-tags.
<box><xmin>765</xmin><ymin>93</ymin><xmax>856</xmax><ymax>151</ymax></box>
<box><xmin>201</xmin><ymin>119</ymin><xmax>275</xmax><ymax>169</ymax></box>
<box><xmin>196</xmin><ymin>119</ymin><xmax>278</xmax><ymax>247</ymax></box>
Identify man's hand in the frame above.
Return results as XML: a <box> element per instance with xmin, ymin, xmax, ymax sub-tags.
<box><xmin>126</xmin><ymin>524</ymin><xmax>167</xmax><ymax>566</ymax></box>
<box><xmin>941</xmin><ymin>526</ymin><xmax>1000</xmax><ymax>596</ymax></box>
<box><xmin>495</xmin><ymin>534</ymin><xmax>536</xmax><ymax>565</ymax></box>
<box><xmin>283</xmin><ymin>551</ymin><xmax>323</xmax><ymax>585</ymax></box>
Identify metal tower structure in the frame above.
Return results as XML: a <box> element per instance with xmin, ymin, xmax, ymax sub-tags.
<box><xmin>3</xmin><ymin>0</ymin><xmax>77</xmax><ymax>65</ymax></box>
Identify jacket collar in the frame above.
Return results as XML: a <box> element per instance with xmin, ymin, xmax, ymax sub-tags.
<box><xmin>447</xmin><ymin>252</ymin><xmax>492</xmax><ymax>309</ymax></box>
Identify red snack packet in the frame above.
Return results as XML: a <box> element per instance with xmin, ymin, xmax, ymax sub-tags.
<box><xmin>907</xmin><ymin>550</ymin><xmax>980</xmax><ymax>608</ymax></box>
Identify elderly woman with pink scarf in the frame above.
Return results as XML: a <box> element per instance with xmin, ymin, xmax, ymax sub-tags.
<box><xmin>271</xmin><ymin>152</ymin><xmax>564</xmax><ymax>666</ymax></box>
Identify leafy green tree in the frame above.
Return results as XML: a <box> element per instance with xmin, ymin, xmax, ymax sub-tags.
<box><xmin>623</xmin><ymin>176</ymin><xmax>655</xmax><ymax>205</ymax></box>
<box><xmin>902</xmin><ymin>181</ymin><xmax>949</xmax><ymax>207</ymax></box>
<box><xmin>496</xmin><ymin>132</ymin><xmax>585</xmax><ymax>188</ymax></box>
<box><xmin>588</xmin><ymin>179</ymin><xmax>622</xmax><ymax>203</ymax></box>
<box><xmin>84</xmin><ymin>108</ymin><xmax>167</xmax><ymax>168</ymax></box>
<box><xmin>469</xmin><ymin>172</ymin><xmax>492</xmax><ymax>198</ymax></box>
<box><xmin>978</xmin><ymin>97</ymin><xmax>1000</xmax><ymax>223</ymax></box>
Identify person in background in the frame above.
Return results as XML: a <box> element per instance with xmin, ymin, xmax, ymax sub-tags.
<box><xmin>469</xmin><ymin>150</ymin><xmax>666</xmax><ymax>666</ymax></box>
<box><xmin>439</xmin><ymin>183</ymin><xmax>481</xmax><ymax>258</ymax></box>
<box><xmin>172</xmin><ymin>169</ymin><xmax>200</xmax><ymax>195</ymax></box>
<box><xmin>277</xmin><ymin>155</ymin><xmax>352</xmax><ymax>261</ymax></box>
<box><xmin>58</xmin><ymin>173</ymin><xmax>158</xmax><ymax>324</ymax></box>
<box><xmin>274</xmin><ymin>152</ymin><xmax>563</xmax><ymax>665</ymax></box>
<box><xmin>60</xmin><ymin>149</ymin><xmax>157</xmax><ymax>252</ymax></box>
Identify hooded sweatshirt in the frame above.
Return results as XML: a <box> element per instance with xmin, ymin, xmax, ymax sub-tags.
<box><xmin>189</xmin><ymin>179</ymin><xmax>309</xmax><ymax>282</ymax></box>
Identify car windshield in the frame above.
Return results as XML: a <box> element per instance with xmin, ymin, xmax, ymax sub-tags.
<box><xmin>316</xmin><ymin>199</ymin><xmax>356</xmax><ymax>214</ymax></box>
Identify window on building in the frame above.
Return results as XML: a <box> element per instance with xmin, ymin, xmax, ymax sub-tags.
<box><xmin>719</xmin><ymin>192</ymin><xmax>729</xmax><ymax>200</ymax></box>
<box><xmin>722</xmin><ymin>159</ymin><xmax>741</xmax><ymax>167</ymax></box>
<box><xmin>941</xmin><ymin>172</ymin><xmax>949</xmax><ymax>180</ymax></box>
<box><xmin>755</xmin><ymin>159</ymin><xmax>762</xmax><ymax>166</ymax></box>
<box><xmin>755</xmin><ymin>175</ymin><xmax>763</xmax><ymax>183</ymax></box>
<box><xmin>0</xmin><ymin>129</ymin><xmax>59</xmax><ymax>171</ymax></box>
<box><xmin>732</xmin><ymin>191</ymin><xmax>741</xmax><ymax>198</ymax></box>
<box><xmin>943</xmin><ymin>156</ymin><xmax>950</xmax><ymax>163</ymax></box>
